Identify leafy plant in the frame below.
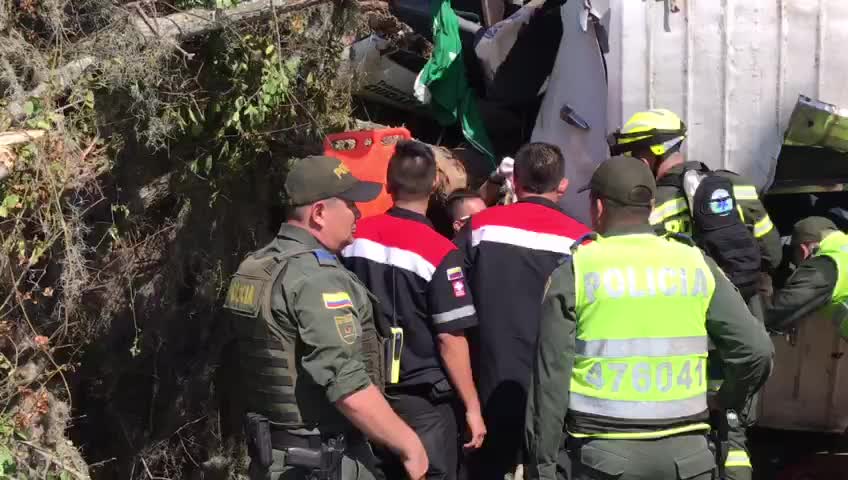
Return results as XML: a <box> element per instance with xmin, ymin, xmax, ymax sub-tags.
<box><xmin>0</xmin><ymin>417</ymin><xmax>17</xmax><ymax>477</ymax></box>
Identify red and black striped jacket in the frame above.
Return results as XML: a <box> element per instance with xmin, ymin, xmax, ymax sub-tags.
<box><xmin>454</xmin><ymin>197</ymin><xmax>589</xmax><ymax>425</ymax></box>
<box><xmin>342</xmin><ymin>207</ymin><xmax>477</xmax><ymax>388</ymax></box>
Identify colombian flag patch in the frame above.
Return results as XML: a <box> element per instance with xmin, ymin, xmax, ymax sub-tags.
<box><xmin>323</xmin><ymin>292</ymin><xmax>353</xmax><ymax>309</ymax></box>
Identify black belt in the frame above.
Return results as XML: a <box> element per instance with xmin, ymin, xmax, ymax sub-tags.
<box><xmin>271</xmin><ymin>430</ymin><xmax>322</xmax><ymax>450</ymax></box>
<box><xmin>270</xmin><ymin>430</ymin><xmax>358</xmax><ymax>450</ymax></box>
<box><xmin>386</xmin><ymin>378</ymin><xmax>455</xmax><ymax>400</ymax></box>
<box><xmin>386</xmin><ymin>382</ymin><xmax>433</xmax><ymax>397</ymax></box>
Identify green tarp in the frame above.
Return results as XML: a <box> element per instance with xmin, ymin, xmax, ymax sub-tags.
<box><xmin>414</xmin><ymin>0</ymin><xmax>496</xmax><ymax>166</ymax></box>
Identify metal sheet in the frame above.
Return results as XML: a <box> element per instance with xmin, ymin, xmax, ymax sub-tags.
<box><xmin>783</xmin><ymin>95</ymin><xmax>848</xmax><ymax>152</ymax></box>
<box><xmin>531</xmin><ymin>0</ymin><xmax>608</xmax><ymax>227</ymax></box>
<box><xmin>767</xmin><ymin>183</ymin><xmax>848</xmax><ymax>195</ymax></box>
<box><xmin>758</xmin><ymin>312</ymin><xmax>848</xmax><ymax>433</ymax></box>
<box><xmin>606</xmin><ymin>0</ymin><xmax>848</xmax><ymax>191</ymax></box>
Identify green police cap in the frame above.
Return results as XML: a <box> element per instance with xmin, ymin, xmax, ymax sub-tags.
<box><xmin>284</xmin><ymin>155</ymin><xmax>382</xmax><ymax>206</ymax></box>
<box><xmin>791</xmin><ymin>216</ymin><xmax>838</xmax><ymax>245</ymax></box>
<box><xmin>578</xmin><ymin>156</ymin><xmax>657</xmax><ymax>207</ymax></box>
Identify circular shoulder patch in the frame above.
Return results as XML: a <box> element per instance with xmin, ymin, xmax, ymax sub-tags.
<box><xmin>709</xmin><ymin>189</ymin><xmax>734</xmax><ymax>215</ymax></box>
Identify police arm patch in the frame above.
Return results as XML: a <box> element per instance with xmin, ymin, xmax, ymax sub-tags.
<box><xmin>323</xmin><ymin>291</ymin><xmax>354</xmax><ymax>309</ymax></box>
<box><xmin>223</xmin><ymin>276</ymin><xmax>262</xmax><ymax>317</ymax></box>
<box><xmin>334</xmin><ymin>313</ymin><xmax>358</xmax><ymax>344</ymax></box>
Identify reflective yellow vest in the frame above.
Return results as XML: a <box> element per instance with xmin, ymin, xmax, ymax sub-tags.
<box><xmin>570</xmin><ymin>234</ymin><xmax>715</xmax><ymax>439</ymax></box>
<box><xmin>814</xmin><ymin>231</ymin><xmax>848</xmax><ymax>339</ymax></box>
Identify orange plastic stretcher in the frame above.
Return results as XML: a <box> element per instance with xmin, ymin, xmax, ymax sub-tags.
<box><xmin>323</xmin><ymin>127</ymin><xmax>412</xmax><ymax>219</ymax></box>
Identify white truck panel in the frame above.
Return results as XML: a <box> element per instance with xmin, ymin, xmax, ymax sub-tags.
<box><xmin>606</xmin><ymin>0</ymin><xmax>848</xmax><ymax>189</ymax></box>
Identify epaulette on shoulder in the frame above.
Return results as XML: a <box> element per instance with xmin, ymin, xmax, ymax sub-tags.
<box><xmin>312</xmin><ymin>248</ymin><xmax>339</xmax><ymax>266</ymax></box>
<box><xmin>570</xmin><ymin>232</ymin><xmax>599</xmax><ymax>254</ymax></box>
<box><xmin>665</xmin><ymin>232</ymin><xmax>696</xmax><ymax>247</ymax></box>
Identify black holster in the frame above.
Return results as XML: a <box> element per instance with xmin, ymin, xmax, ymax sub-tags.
<box><xmin>284</xmin><ymin>434</ymin><xmax>346</xmax><ymax>480</ymax></box>
<box><xmin>244</xmin><ymin>412</ymin><xmax>274</xmax><ymax>470</ymax></box>
<box><xmin>709</xmin><ymin>407</ymin><xmax>730</xmax><ymax>477</ymax></box>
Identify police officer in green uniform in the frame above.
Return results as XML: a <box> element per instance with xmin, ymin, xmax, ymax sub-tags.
<box><xmin>607</xmin><ymin>109</ymin><xmax>781</xmax><ymax>479</ymax></box>
<box><xmin>766</xmin><ymin>216</ymin><xmax>848</xmax><ymax>340</ymax></box>
<box><xmin>524</xmin><ymin>156</ymin><xmax>774</xmax><ymax>480</ymax></box>
<box><xmin>223</xmin><ymin>155</ymin><xmax>428</xmax><ymax>480</ymax></box>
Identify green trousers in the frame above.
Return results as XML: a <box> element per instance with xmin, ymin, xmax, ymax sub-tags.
<box><xmin>568</xmin><ymin>434</ymin><xmax>716</xmax><ymax>480</ymax></box>
<box><xmin>722</xmin><ymin>425</ymin><xmax>752</xmax><ymax>480</ymax></box>
<box><xmin>713</xmin><ymin>292</ymin><xmax>762</xmax><ymax>480</ymax></box>
<box><xmin>249</xmin><ymin>443</ymin><xmax>383</xmax><ymax>480</ymax></box>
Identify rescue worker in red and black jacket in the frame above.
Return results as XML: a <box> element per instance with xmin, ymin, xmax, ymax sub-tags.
<box><xmin>342</xmin><ymin>140</ymin><xmax>486</xmax><ymax>480</ymax></box>
<box><xmin>454</xmin><ymin>142</ymin><xmax>590</xmax><ymax>479</ymax></box>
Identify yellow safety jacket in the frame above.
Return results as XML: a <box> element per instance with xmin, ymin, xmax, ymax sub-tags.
<box><xmin>815</xmin><ymin>231</ymin><xmax>848</xmax><ymax>339</ymax></box>
<box><xmin>569</xmin><ymin>233</ymin><xmax>715</xmax><ymax>439</ymax></box>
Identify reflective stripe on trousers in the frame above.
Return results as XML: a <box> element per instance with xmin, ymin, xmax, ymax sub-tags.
<box><xmin>725</xmin><ymin>449</ymin><xmax>752</xmax><ymax>468</ymax></box>
<box><xmin>568</xmin><ymin>422</ymin><xmax>711</xmax><ymax>440</ymax></box>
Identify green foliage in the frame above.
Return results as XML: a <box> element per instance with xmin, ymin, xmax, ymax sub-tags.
<box><xmin>187</xmin><ymin>33</ymin><xmax>306</xmax><ymax>178</ymax></box>
<box><xmin>20</xmin><ymin>99</ymin><xmax>61</xmax><ymax>131</ymax></box>
<box><xmin>0</xmin><ymin>194</ymin><xmax>20</xmax><ymax>219</ymax></box>
<box><xmin>0</xmin><ymin>448</ymin><xmax>16</xmax><ymax>477</ymax></box>
<box><xmin>0</xmin><ymin>417</ymin><xmax>17</xmax><ymax>477</ymax></box>
<box><xmin>0</xmin><ymin>415</ymin><xmax>76</xmax><ymax>479</ymax></box>
<box><xmin>157</xmin><ymin>12</ymin><xmax>356</xmax><ymax>195</ymax></box>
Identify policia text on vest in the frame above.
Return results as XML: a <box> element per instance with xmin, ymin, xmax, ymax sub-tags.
<box><xmin>525</xmin><ymin>231</ymin><xmax>774</xmax><ymax>480</ymax></box>
<box><xmin>582</xmin><ymin>265</ymin><xmax>712</xmax><ymax>301</ymax></box>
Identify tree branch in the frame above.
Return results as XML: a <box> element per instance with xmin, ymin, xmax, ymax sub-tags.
<box><xmin>129</xmin><ymin>0</ymin><xmax>333</xmax><ymax>42</ymax></box>
<box><xmin>0</xmin><ymin>129</ymin><xmax>46</xmax><ymax>146</ymax></box>
<box><xmin>5</xmin><ymin>0</ymin><xmax>337</xmax><ymax>122</ymax></box>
